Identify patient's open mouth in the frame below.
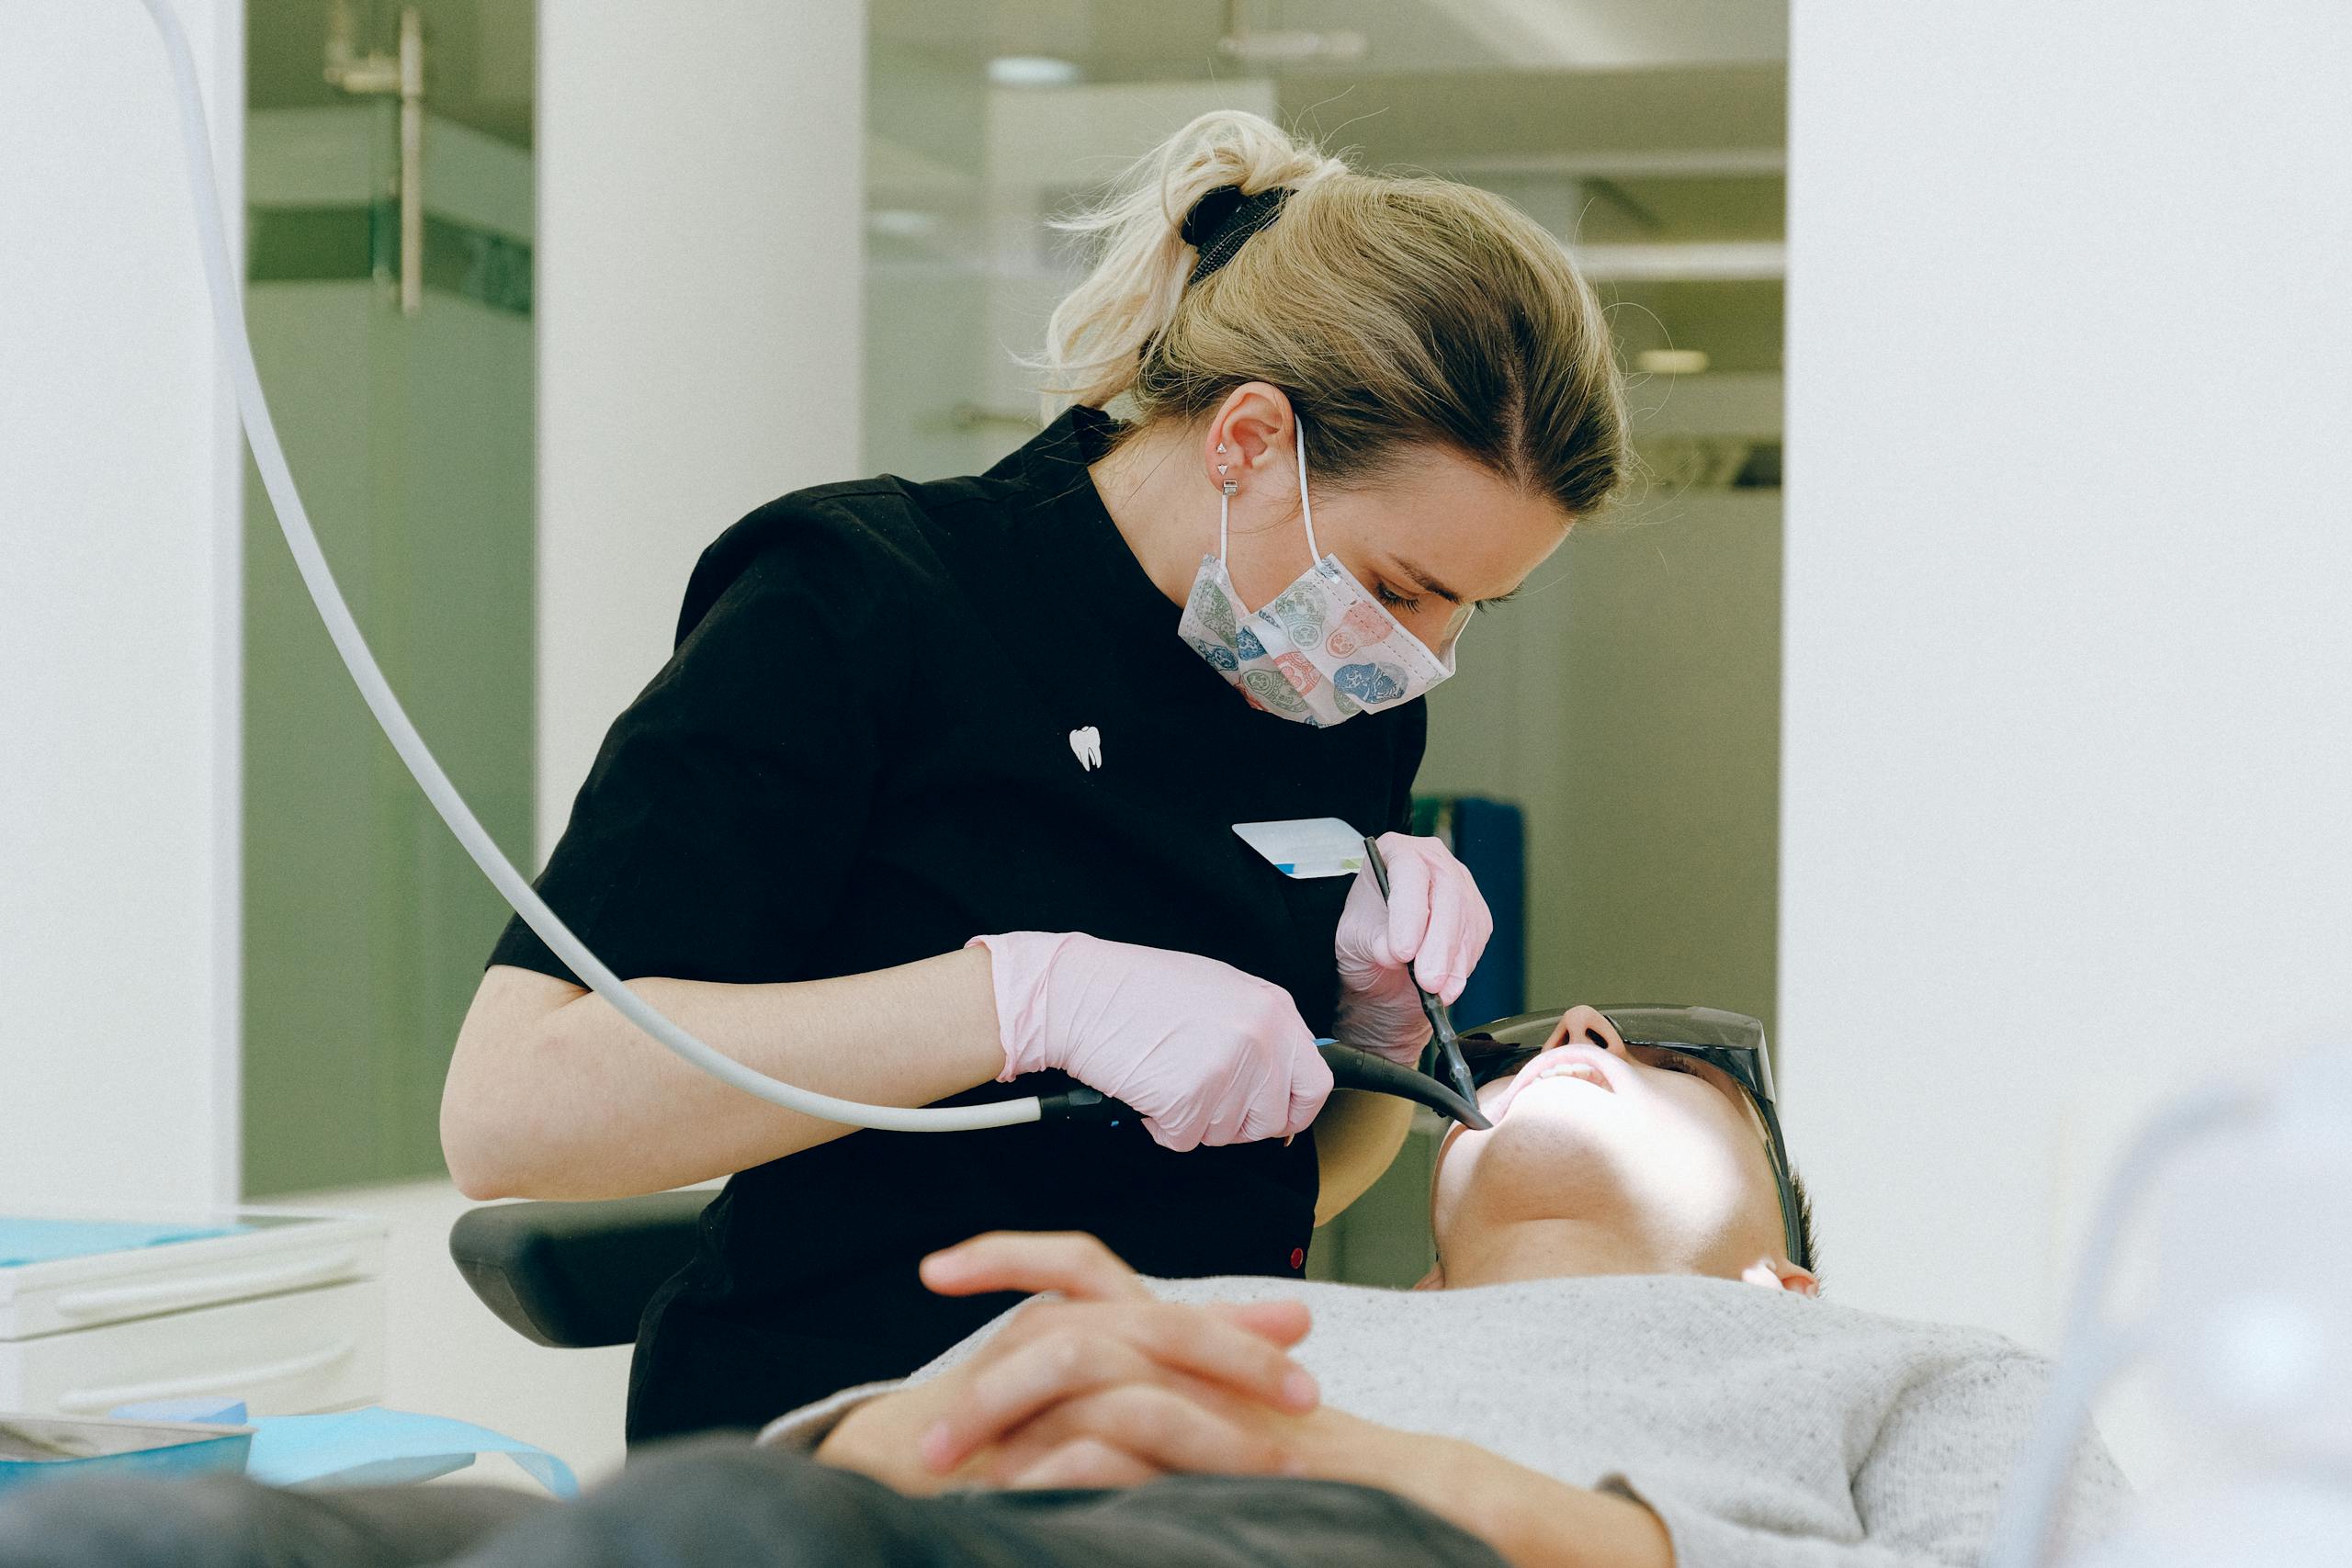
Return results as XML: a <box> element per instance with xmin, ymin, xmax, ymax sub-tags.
<box><xmin>1491</xmin><ymin>1047</ymin><xmax>1619</xmax><ymax>1118</ymax></box>
<box><xmin>1534</xmin><ymin>1058</ymin><xmax>1614</xmax><ymax>1092</ymax></box>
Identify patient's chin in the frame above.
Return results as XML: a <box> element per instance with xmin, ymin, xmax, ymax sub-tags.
<box><xmin>1495</xmin><ymin>1072</ymin><xmax>1635</xmax><ymax>1131</ymax></box>
<box><xmin>1453</xmin><ymin>1101</ymin><xmax>1634</xmax><ymax>1199</ymax></box>
<box><xmin>1455</xmin><ymin>1102</ymin><xmax>1749</xmax><ymax>1250</ymax></box>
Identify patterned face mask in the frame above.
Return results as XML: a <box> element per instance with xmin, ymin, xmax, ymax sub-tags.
<box><xmin>1177</xmin><ymin>416</ymin><xmax>1457</xmax><ymax>727</ymax></box>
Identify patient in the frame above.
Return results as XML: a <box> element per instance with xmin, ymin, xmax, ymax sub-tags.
<box><xmin>0</xmin><ymin>1006</ymin><xmax>2127</xmax><ymax>1568</ymax></box>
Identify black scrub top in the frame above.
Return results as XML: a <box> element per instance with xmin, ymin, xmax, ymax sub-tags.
<box><xmin>487</xmin><ymin>402</ymin><xmax>1427</xmax><ymax>1442</ymax></box>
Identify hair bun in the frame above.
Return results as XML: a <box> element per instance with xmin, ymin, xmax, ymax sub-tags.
<box><xmin>1181</xmin><ymin>184</ymin><xmax>1294</xmax><ymax>287</ymax></box>
<box><xmin>1180</xmin><ymin>184</ymin><xmax>1250</xmax><ymax>248</ymax></box>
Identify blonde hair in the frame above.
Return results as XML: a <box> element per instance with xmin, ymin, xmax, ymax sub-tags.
<box><xmin>1025</xmin><ymin>109</ymin><xmax>1630</xmax><ymax>521</ymax></box>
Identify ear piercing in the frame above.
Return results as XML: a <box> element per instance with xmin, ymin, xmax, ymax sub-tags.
<box><xmin>1216</xmin><ymin>441</ymin><xmax>1235</xmax><ymax>493</ymax></box>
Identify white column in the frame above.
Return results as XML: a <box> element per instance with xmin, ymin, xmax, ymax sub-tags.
<box><xmin>537</xmin><ymin>5</ymin><xmax>867</xmax><ymax>850</ymax></box>
<box><xmin>1781</xmin><ymin>0</ymin><xmax>2352</xmax><ymax>1356</ymax></box>
<box><xmin>0</xmin><ymin>0</ymin><xmax>245</xmax><ymax>1210</ymax></box>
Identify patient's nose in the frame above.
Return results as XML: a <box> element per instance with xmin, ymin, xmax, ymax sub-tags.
<box><xmin>1553</xmin><ymin>1004</ymin><xmax>1626</xmax><ymax>1055</ymax></box>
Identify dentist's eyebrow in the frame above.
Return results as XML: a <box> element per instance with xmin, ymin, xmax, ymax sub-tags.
<box><xmin>1393</xmin><ymin>557</ymin><xmax>1522</xmax><ymax>609</ymax></box>
<box><xmin>1390</xmin><ymin>558</ymin><xmax>1476</xmax><ymax>605</ymax></box>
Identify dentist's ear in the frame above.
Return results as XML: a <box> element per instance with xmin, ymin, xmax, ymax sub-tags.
<box><xmin>1741</xmin><ymin>1258</ymin><xmax>1820</xmax><ymax>1297</ymax></box>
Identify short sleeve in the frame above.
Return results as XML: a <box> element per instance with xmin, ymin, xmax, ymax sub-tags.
<box><xmin>487</xmin><ymin>498</ymin><xmax>912</xmax><ymax>988</ymax></box>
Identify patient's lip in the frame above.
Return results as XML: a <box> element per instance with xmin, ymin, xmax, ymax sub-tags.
<box><xmin>1538</xmin><ymin>1057</ymin><xmax>1615</xmax><ymax>1092</ymax></box>
<box><xmin>1496</xmin><ymin>1044</ymin><xmax>1618</xmax><ymax>1117</ymax></box>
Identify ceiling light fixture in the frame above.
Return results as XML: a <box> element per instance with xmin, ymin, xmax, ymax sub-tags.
<box><xmin>987</xmin><ymin>55</ymin><xmax>1081</xmax><ymax>88</ymax></box>
<box><xmin>1220</xmin><ymin>0</ymin><xmax>1366</xmax><ymax>62</ymax></box>
<box><xmin>1636</xmin><ymin>348</ymin><xmax>1711</xmax><ymax>376</ymax></box>
<box><xmin>1219</xmin><ymin>28</ymin><xmax>1367</xmax><ymax>62</ymax></box>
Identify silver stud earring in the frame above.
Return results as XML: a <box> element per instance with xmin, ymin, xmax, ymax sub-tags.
<box><xmin>1222</xmin><ymin>479</ymin><xmax>1238</xmax><ymax>495</ymax></box>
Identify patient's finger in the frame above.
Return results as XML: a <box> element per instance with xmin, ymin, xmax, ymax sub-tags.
<box><xmin>922</xmin><ymin>1330</ymin><xmax>1147</xmax><ymax>1472</ymax></box>
<box><xmin>918</xmin><ymin>1231</ymin><xmax>1150</xmax><ymax>1303</ymax></box>
<box><xmin>1204</xmin><ymin>1298</ymin><xmax>1313</xmax><ymax>1347</ymax></box>
<box><xmin>989</xmin><ymin>1384</ymin><xmax>1292</xmax><ymax>1488</ymax></box>
<box><xmin>982</xmin><ymin>1364</ymin><xmax>1273</xmax><ymax>1483</ymax></box>
<box><xmin>1113</xmin><ymin>1302</ymin><xmax>1319</xmax><ymax>1412</ymax></box>
<box><xmin>922</xmin><ymin>1303</ymin><xmax>1317</xmax><ymax>1471</ymax></box>
<box><xmin>1006</xmin><ymin>1436</ymin><xmax>1161</xmax><ymax>1491</ymax></box>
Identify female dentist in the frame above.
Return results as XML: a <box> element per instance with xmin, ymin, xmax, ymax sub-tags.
<box><xmin>441</xmin><ymin>109</ymin><xmax>1631</xmax><ymax>1444</ymax></box>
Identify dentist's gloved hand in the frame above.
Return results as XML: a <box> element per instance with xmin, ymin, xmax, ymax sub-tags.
<box><xmin>967</xmin><ymin>931</ymin><xmax>1332</xmax><ymax>1152</ymax></box>
<box><xmin>1333</xmin><ymin>832</ymin><xmax>1494</xmax><ymax>1065</ymax></box>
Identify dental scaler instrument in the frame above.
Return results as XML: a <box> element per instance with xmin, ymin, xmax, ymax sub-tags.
<box><xmin>126</xmin><ymin>0</ymin><xmax>1459</xmax><ymax>1140</ymax></box>
<box><xmin>1361</xmin><ymin>837</ymin><xmax>1494</xmax><ymax>1130</ymax></box>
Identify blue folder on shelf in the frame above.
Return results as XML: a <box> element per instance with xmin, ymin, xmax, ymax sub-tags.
<box><xmin>0</xmin><ymin>1416</ymin><xmax>254</xmax><ymax>1496</ymax></box>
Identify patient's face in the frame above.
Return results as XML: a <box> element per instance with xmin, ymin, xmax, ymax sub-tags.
<box><xmin>1431</xmin><ymin>1006</ymin><xmax>1793</xmax><ymax>1280</ymax></box>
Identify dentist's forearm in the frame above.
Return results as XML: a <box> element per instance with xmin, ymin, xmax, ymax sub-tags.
<box><xmin>440</xmin><ymin>948</ymin><xmax>1005</xmax><ymax>1199</ymax></box>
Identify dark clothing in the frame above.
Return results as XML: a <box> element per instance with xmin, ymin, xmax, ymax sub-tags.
<box><xmin>0</xmin><ymin>1463</ymin><xmax>541</xmax><ymax>1568</ymax></box>
<box><xmin>485</xmin><ymin>404</ymin><xmax>1429</xmax><ymax>1440</ymax></box>
<box><xmin>0</xmin><ymin>1437</ymin><xmax>1507</xmax><ymax>1568</ymax></box>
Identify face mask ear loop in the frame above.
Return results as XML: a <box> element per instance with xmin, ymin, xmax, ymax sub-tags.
<box><xmin>1295</xmin><ymin>415</ymin><xmax>1323</xmax><ymax>560</ymax></box>
<box><xmin>1217</xmin><ymin>478</ymin><xmax>1232</xmax><ymax>563</ymax></box>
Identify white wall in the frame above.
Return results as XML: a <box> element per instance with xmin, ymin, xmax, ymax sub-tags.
<box><xmin>1781</xmin><ymin>0</ymin><xmax>2352</xmax><ymax>1468</ymax></box>
<box><xmin>537</xmin><ymin>5</ymin><xmax>866</xmax><ymax>850</ymax></box>
<box><xmin>0</xmin><ymin>0</ymin><xmax>244</xmax><ymax>1211</ymax></box>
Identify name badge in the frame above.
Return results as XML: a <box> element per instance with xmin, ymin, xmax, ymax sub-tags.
<box><xmin>1232</xmin><ymin>818</ymin><xmax>1368</xmax><ymax>880</ymax></box>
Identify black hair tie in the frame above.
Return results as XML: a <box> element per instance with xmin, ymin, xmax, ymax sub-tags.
<box><xmin>1181</xmin><ymin>183</ymin><xmax>1293</xmax><ymax>287</ymax></box>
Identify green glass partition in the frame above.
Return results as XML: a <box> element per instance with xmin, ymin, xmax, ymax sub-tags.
<box><xmin>241</xmin><ymin>101</ymin><xmax>534</xmax><ymax>1196</ymax></box>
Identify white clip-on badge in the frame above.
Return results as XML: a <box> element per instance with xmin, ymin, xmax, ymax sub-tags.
<box><xmin>1231</xmin><ymin>818</ymin><xmax>1367</xmax><ymax>879</ymax></box>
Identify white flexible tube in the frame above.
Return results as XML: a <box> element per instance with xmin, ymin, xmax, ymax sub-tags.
<box><xmin>132</xmin><ymin>0</ymin><xmax>1038</xmax><ymax>1134</ymax></box>
<box><xmin>1982</xmin><ymin>1091</ymin><xmax>2263</xmax><ymax>1567</ymax></box>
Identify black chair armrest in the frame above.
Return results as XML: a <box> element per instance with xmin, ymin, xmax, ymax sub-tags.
<box><xmin>449</xmin><ymin>1191</ymin><xmax>713</xmax><ymax>1349</ymax></box>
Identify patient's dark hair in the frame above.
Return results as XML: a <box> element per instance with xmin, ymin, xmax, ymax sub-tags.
<box><xmin>1790</xmin><ymin>1166</ymin><xmax>1820</xmax><ymax>1283</ymax></box>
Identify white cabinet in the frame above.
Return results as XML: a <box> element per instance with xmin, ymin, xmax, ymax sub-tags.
<box><xmin>0</xmin><ymin>1210</ymin><xmax>387</xmax><ymax>1418</ymax></box>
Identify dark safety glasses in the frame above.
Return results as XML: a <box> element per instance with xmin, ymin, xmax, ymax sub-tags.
<box><xmin>1455</xmin><ymin>1005</ymin><xmax>1810</xmax><ymax>1272</ymax></box>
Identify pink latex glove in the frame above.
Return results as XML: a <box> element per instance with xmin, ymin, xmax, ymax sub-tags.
<box><xmin>967</xmin><ymin>931</ymin><xmax>1332</xmax><ymax>1152</ymax></box>
<box><xmin>1332</xmin><ymin>832</ymin><xmax>1495</xmax><ymax>1064</ymax></box>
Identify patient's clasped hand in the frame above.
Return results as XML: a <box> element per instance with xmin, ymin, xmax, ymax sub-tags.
<box><xmin>0</xmin><ymin>1007</ymin><xmax>2128</xmax><ymax>1568</ymax></box>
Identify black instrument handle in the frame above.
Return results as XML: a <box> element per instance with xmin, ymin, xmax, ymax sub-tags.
<box><xmin>1038</xmin><ymin>1043</ymin><xmax>1490</xmax><ymax>1132</ymax></box>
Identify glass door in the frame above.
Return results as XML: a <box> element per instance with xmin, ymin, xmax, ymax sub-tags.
<box><xmin>242</xmin><ymin>1</ymin><xmax>535</xmax><ymax>1194</ymax></box>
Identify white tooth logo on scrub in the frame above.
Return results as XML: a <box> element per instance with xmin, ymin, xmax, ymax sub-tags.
<box><xmin>1068</xmin><ymin>727</ymin><xmax>1103</xmax><ymax>771</ymax></box>
<box><xmin>1175</xmin><ymin>414</ymin><xmax>1457</xmax><ymax>728</ymax></box>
